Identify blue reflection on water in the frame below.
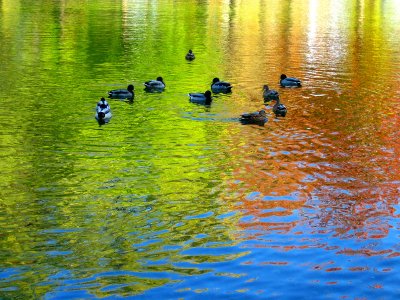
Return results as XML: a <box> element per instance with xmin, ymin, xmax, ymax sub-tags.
<box><xmin>1</xmin><ymin>0</ymin><xmax>400</xmax><ymax>299</ymax></box>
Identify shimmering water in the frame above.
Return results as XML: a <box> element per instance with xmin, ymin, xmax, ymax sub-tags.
<box><xmin>1</xmin><ymin>0</ymin><xmax>400</xmax><ymax>299</ymax></box>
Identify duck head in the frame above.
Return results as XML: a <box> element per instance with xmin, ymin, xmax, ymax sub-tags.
<box><xmin>156</xmin><ymin>76</ymin><xmax>164</xmax><ymax>83</ymax></box>
<box><xmin>280</xmin><ymin>74</ymin><xmax>287</xmax><ymax>80</ymax></box>
<box><xmin>98</xmin><ymin>111</ymin><xmax>105</xmax><ymax>119</ymax></box>
<box><xmin>98</xmin><ymin>97</ymin><xmax>108</xmax><ymax>108</ymax></box>
<box><xmin>212</xmin><ymin>77</ymin><xmax>220</xmax><ymax>84</ymax></box>
<box><xmin>263</xmin><ymin>85</ymin><xmax>270</xmax><ymax>91</ymax></box>
<box><xmin>128</xmin><ymin>84</ymin><xmax>134</xmax><ymax>93</ymax></box>
<box><xmin>204</xmin><ymin>90</ymin><xmax>212</xmax><ymax>104</ymax></box>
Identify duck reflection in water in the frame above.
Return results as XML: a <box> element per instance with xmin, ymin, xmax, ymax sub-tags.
<box><xmin>240</xmin><ymin>109</ymin><xmax>268</xmax><ymax>126</ymax></box>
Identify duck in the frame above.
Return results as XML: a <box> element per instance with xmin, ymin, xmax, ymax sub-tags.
<box><xmin>240</xmin><ymin>109</ymin><xmax>268</xmax><ymax>126</ymax></box>
<box><xmin>144</xmin><ymin>76</ymin><xmax>166</xmax><ymax>92</ymax></box>
<box><xmin>189</xmin><ymin>90</ymin><xmax>212</xmax><ymax>105</ymax></box>
<box><xmin>211</xmin><ymin>77</ymin><xmax>232</xmax><ymax>93</ymax></box>
<box><xmin>272</xmin><ymin>97</ymin><xmax>287</xmax><ymax>117</ymax></box>
<box><xmin>263</xmin><ymin>85</ymin><xmax>279</xmax><ymax>102</ymax></box>
<box><xmin>280</xmin><ymin>74</ymin><xmax>301</xmax><ymax>87</ymax></box>
<box><xmin>108</xmin><ymin>84</ymin><xmax>134</xmax><ymax>100</ymax></box>
<box><xmin>95</xmin><ymin>97</ymin><xmax>112</xmax><ymax>123</ymax></box>
<box><xmin>185</xmin><ymin>49</ymin><xmax>195</xmax><ymax>61</ymax></box>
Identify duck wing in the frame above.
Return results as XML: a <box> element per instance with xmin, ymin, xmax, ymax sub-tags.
<box><xmin>109</xmin><ymin>89</ymin><xmax>133</xmax><ymax>98</ymax></box>
<box><xmin>240</xmin><ymin>113</ymin><xmax>253</xmax><ymax>119</ymax></box>
<box><xmin>145</xmin><ymin>80</ymin><xmax>165</xmax><ymax>89</ymax></box>
<box><xmin>288</xmin><ymin>78</ymin><xmax>301</xmax><ymax>83</ymax></box>
<box><xmin>264</xmin><ymin>90</ymin><xmax>279</xmax><ymax>100</ymax></box>
<box><xmin>273</xmin><ymin>104</ymin><xmax>287</xmax><ymax>117</ymax></box>
<box><xmin>211</xmin><ymin>81</ymin><xmax>232</xmax><ymax>93</ymax></box>
<box><xmin>217</xmin><ymin>81</ymin><xmax>231</xmax><ymax>87</ymax></box>
<box><xmin>284</xmin><ymin>78</ymin><xmax>301</xmax><ymax>87</ymax></box>
<box><xmin>240</xmin><ymin>112</ymin><xmax>267</xmax><ymax>125</ymax></box>
<box><xmin>109</xmin><ymin>88</ymin><xmax>126</xmax><ymax>94</ymax></box>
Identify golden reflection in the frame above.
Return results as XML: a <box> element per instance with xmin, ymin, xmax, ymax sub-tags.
<box><xmin>1</xmin><ymin>0</ymin><xmax>21</xmax><ymax>33</ymax></box>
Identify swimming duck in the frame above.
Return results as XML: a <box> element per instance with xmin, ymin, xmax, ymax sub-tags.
<box><xmin>263</xmin><ymin>85</ymin><xmax>279</xmax><ymax>102</ymax></box>
<box><xmin>240</xmin><ymin>109</ymin><xmax>268</xmax><ymax>126</ymax></box>
<box><xmin>189</xmin><ymin>90</ymin><xmax>212</xmax><ymax>105</ymax></box>
<box><xmin>272</xmin><ymin>97</ymin><xmax>287</xmax><ymax>117</ymax></box>
<box><xmin>108</xmin><ymin>84</ymin><xmax>134</xmax><ymax>100</ymax></box>
<box><xmin>144</xmin><ymin>76</ymin><xmax>166</xmax><ymax>92</ymax></box>
<box><xmin>280</xmin><ymin>74</ymin><xmax>301</xmax><ymax>87</ymax></box>
<box><xmin>95</xmin><ymin>97</ymin><xmax>112</xmax><ymax>123</ymax></box>
<box><xmin>211</xmin><ymin>78</ymin><xmax>232</xmax><ymax>93</ymax></box>
<box><xmin>185</xmin><ymin>49</ymin><xmax>195</xmax><ymax>61</ymax></box>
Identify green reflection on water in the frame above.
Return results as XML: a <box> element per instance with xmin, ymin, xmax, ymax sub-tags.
<box><xmin>1</xmin><ymin>0</ymin><xmax>400</xmax><ymax>298</ymax></box>
<box><xmin>0</xmin><ymin>2</ymin><xmax>238</xmax><ymax>297</ymax></box>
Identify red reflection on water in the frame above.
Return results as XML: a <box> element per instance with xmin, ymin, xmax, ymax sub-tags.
<box><xmin>225</xmin><ymin>114</ymin><xmax>399</xmax><ymax>252</ymax></box>
<box><xmin>338</xmin><ymin>249</ymin><xmax>393</xmax><ymax>257</ymax></box>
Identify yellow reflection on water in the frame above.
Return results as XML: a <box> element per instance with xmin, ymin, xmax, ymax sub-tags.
<box><xmin>1</xmin><ymin>1</ymin><xmax>400</xmax><ymax>297</ymax></box>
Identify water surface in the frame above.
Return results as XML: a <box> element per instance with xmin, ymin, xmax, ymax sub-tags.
<box><xmin>1</xmin><ymin>0</ymin><xmax>400</xmax><ymax>299</ymax></box>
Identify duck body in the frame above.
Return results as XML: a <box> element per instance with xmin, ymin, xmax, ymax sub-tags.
<box><xmin>272</xmin><ymin>98</ymin><xmax>287</xmax><ymax>117</ymax></box>
<box><xmin>185</xmin><ymin>50</ymin><xmax>195</xmax><ymax>61</ymax></box>
<box><xmin>189</xmin><ymin>90</ymin><xmax>212</xmax><ymax>105</ymax></box>
<box><xmin>95</xmin><ymin>97</ymin><xmax>112</xmax><ymax>123</ymax></box>
<box><xmin>108</xmin><ymin>84</ymin><xmax>134</xmax><ymax>100</ymax></box>
<box><xmin>211</xmin><ymin>77</ymin><xmax>232</xmax><ymax>93</ymax></box>
<box><xmin>144</xmin><ymin>77</ymin><xmax>166</xmax><ymax>92</ymax></box>
<box><xmin>280</xmin><ymin>74</ymin><xmax>301</xmax><ymax>87</ymax></box>
<box><xmin>240</xmin><ymin>110</ymin><xmax>268</xmax><ymax>126</ymax></box>
<box><xmin>263</xmin><ymin>85</ymin><xmax>279</xmax><ymax>102</ymax></box>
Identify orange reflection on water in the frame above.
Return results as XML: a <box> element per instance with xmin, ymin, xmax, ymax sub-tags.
<box><xmin>214</xmin><ymin>0</ymin><xmax>400</xmax><ymax>249</ymax></box>
<box><xmin>223</xmin><ymin>107</ymin><xmax>398</xmax><ymax>247</ymax></box>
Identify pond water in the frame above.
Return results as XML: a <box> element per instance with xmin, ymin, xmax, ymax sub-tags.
<box><xmin>1</xmin><ymin>0</ymin><xmax>400</xmax><ymax>299</ymax></box>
